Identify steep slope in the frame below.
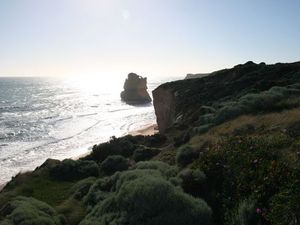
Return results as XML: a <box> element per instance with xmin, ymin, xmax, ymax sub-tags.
<box><xmin>153</xmin><ymin>61</ymin><xmax>300</xmax><ymax>133</ymax></box>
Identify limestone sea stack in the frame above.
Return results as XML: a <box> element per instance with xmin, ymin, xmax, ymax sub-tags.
<box><xmin>121</xmin><ymin>73</ymin><xmax>152</xmax><ymax>104</ymax></box>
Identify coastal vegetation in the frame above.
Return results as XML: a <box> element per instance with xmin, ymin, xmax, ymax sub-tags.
<box><xmin>1</xmin><ymin>61</ymin><xmax>300</xmax><ymax>225</ymax></box>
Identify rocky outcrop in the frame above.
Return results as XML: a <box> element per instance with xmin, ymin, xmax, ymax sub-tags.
<box><xmin>152</xmin><ymin>87</ymin><xmax>176</xmax><ymax>134</ymax></box>
<box><xmin>153</xmin><ymin>61</ymin><xmax>300</xmax><ymax>134</ymax></box>
<box><xmin>121</xmin><ymin>73</ymin><xmax>152</xmax><ymax>104</ymax></box>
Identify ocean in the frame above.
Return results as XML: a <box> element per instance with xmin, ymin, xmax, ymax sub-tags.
<box><xmin>0</xmin><ymin>76</ymin><xmax>177</xmax><ymax>184</ymax></box>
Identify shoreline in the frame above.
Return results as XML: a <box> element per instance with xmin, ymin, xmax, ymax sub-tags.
<box><xmin>128</xmin><ymin>123</ymin><xmax>158</xmax><ymax>136</ymax></box>
<box><xmin>72</xmin><ymin>123</ymin><xmax>158</xmax><ymax>160</ymax></box>
<box><xmin>0</xmin><ymin>123</ymin><xmax>158</xmax><ymax>191</ymax></box>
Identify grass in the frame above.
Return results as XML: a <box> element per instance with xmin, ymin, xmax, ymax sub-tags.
<box><xmin>189</xmin><ymin>107</ymin><xmax>300</xmax><ymax>147</ymax></box>
<box><xmin>56</xmin><ymin>198</ymin><xmax>87</xmax><ymax>225</ymax></box>
<box><xmin>0</xmin><ymin>172</ymin><xmax>75</xmax><ymax>208</ymax></box>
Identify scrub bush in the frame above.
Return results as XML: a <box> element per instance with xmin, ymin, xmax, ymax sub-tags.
<box><xmin>90</xmin><ymin>136</ymin><xmax>136</xmax><ymax>162</ymax></box>
<box><xmin>49</xmin><ymin>159</ymin><xmax>99</xmax><ymax>181</ymax></box>
<box><xmin>229</xmin><ymin>199</ymin><xmax>260</xmax><ymax>225</ymax></box>
<box><xmin>71</xmin><ymin>177</ymin><xmax>97</xmax><ymax>200</ymax></box>
<box><xmin>80</xmin><ymin>176</ymin><xmax>212</xmax><ymax>225</ymax></box>
<box><xmin>133</xmin><ymin>147</ymin><xmax>160</xmax><ymax>162</ymax></box>
<box><xmin>132</xmin><ymin>161</ymin><xmax>178</xmax><ymax>179</ymax></box>
<box><xmin>83</xmin><ymin>177</ymin><xmax>113</xmax><ymax>210</ymax></box>
<box><xmin>176</xmin><ymin>145</ymin><xmax>198</xmax><ymax>167</ymax></box>
<box><xmin>178</xmin><ymin>168</ymin><xmax>207</xmax><ymax>198</ymax></box>
<box><xmin>0</xmin><ymin>196</ymin><xmax>65</xmax><ymax>225</ymax></box>
<box><xmin>100</xmin><ymin>155</ymin><xmax>129</xmax><ymax>175</ymax></box>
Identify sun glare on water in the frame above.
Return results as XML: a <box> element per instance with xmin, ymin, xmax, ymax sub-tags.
<box><xmin>63</xmin><ymin>74</ymin><xmax>124</xmax><ymax>95</ymax></box>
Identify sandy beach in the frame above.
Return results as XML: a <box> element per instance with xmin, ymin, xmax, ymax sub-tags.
<box><xmin>128</xmin><ymin>124</ymin><xmax>158</xmax><ymax>136</ymax></box>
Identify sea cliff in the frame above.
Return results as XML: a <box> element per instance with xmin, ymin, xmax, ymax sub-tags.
<box><xmin>153</xmin><ymin>61</ymin><xmax>300</xmax><ymax>134</ymax></box>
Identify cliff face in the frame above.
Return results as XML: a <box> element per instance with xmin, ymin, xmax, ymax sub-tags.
<box><xmin>153</xmin><ymin>61</ymin><xmax>300</xmax><ymax>134</ymax></box>
<box><xmin>152</xmin><ymin>86</ymin><xmax>176</xmax><ymax>133</ymax></box>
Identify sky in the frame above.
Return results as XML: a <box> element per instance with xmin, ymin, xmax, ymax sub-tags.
<box><xmin>0</xmin><ymin>0</ymin><xmax>299</xmax><ymax>78</ymax></box>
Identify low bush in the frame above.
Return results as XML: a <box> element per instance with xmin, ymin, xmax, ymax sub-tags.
<box><xmin>83</xmin><ymin>177</ymin><xmax>113</xmax><ymax>210</ymax></box>
<box><xmin>287</xmin><ymin>121</ymin><xmax>300</xmax><ymax>138</ymax></box>
<box><xmin>80</xmin><ymin>175</ymin><xmax>212</xmax><ymax>225</ymax></box>
<box><xmin>192</xmin><ymin>134</ymin><xmax>299</xmax><ymax>225</ymax></box>
<box><xmin>132</xmin><ymin>161</ymin><xmax>178</xmax><ymax>179</ymax></box>
<box><xmin>229</xmin><ymin>199</ymin><xmax>261</xmax><ymax>225</ymax></box>
<box><xmin>100</xmin><ymin>155</ymin><xmax>129</xmax><ymax>175</ymax></box>
<box><xmin>71</xmin><ymin>177</ymin><xmax>97</xmax><ymax>200</ymax></box>
<box><xmin>49</xmin><ymin>159</ymin><xmax>99</xmax><ymax>181</ymax></box>
<box><xmin>110</xmin><ymin>169</ymin><xmax>163</xmax><ymax>192</ymax></box>
<box><xmin>0</xmin><ymin>196</ymin><xmax>65</xmax><ymax>225</ymax></box>
<box><xmin>89</xmin><ymin>136</ymin><xmax>136</xmax><ymax>162</ymax></box>
<box><xmin>192</xmin><ymin>84</ymin><xmax>300</xmax><ymax>134</ymax></box>
<box><xmin>176</xmin><ymin>145</ymin><xmax>198</xmax><ymax>167</ymax></box>
<box><xmin>215</xmin><ymin>105</ymin><xmax>245</xmax><ymax>124</ymax></box>
<box><xmin>173</xmin><ymin>130</ymin><xmax>191</xmax><ymax>147</ymax></box>
<box><xmin>178</xmin><ymin>168</ymin><xmax>206</xmax><ymax>186</ymax></box>
<box><xmin>192</xmin><ymin>124</ymin><xmax>214</xmax><ymax>135</ymax></box>
<box><xmin>177</xmin><ymin>168</ymin><xmax>207</xmax><ymax>198</ymax></box>
<box><xmin>267</xmin><ymin>164</ymin><xmax>300</xmax><ymax>225</ymax></box>
<box><xmin>132</xmin><ymin>147</ymin><xmax>160</xmax><ymax>162</ymax></box>
<box><xmin>232</xmin><ymin>124</ymin><xmax>256</xmax><ymax>136</ymax></box>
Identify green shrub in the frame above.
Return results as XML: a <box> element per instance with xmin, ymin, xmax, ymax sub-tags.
<box><xmin>232</xmin><ymin>124</ymin><xmax>256</xmax><ymax>136</ymax></box>
<box><xmin>192</xmin><ymin>124</ymin><xmax>214</xmax><ymax>135</ymax></box>
<box><xmin>178</xmin><ymin>168</ymin><xmax>206</xmax><ymax>185</ymax></box>
<box><xmin>132</xmin><ymin>147</ymin><xmax>160</xmax><ymax>162</ymax></box>
<box><xmin>176</xmin><ymin>145</ymin><xmax>198</xmax><ymax>167</ymax></box>
<box><xmin>229</xmin><ymin>199</ymin><xmax>260</xmax><ymax>225</ymax></box>
<box><xmin>215</xmin><ymin>104</ymin><xmax>245</xmax><ymax>124</ymax></box>
<box><xmin>80</xmin><ymin>176</ymin><xmax>212</xmax><ymax>225</ymax></box>
<box><xmin>198</xmin><ymin>84</ymin><xmax>300</xmax><ymax>131</ymax></box>
<box><xmin>110</xmin><ymin>169</ymin><xmax>163</xmax><ymax>192</ymax></box>
<box><xmin>83</xmin><ymin>177</ymin><xmax>113</xmax><ymax>210</ymax></box>
<box><xmin>192</xmin><ymin>134</ymin><xmax>299</xmax><ymax>225</ymax></box>
<box><xmin>267</xmin><ymin>164</ymin><xmax>300</xmax><ymax>225</ymax></box>
<box><xmin>89</xmin><ymin>136</ymin><xmax>136</xmax><ymax>162</ymax></box>
<box><xmin>287</xmin><ymin>121</ymin><xmax>300</xmax><ymax>138</ymax></box>
<box><xmin>71</xmin><ymin>177</ymin><xmax>97</xmax><ymax>200</ymax></box>
<box><xmin>100</xmin><ymin>155</ymin><xmax>129</xmax><ymax>175</ymax></box>
<box><xmin>49</xmin><ymin>159</ymin><xmax>99</xmax><ymax>181</ymax></box>
<box><xmin>178</xmin><ymin>168</ymin><xmax>207</xmax><ymax>198</ymax></box>
<box><xmin>132</xmin><ymin>161</ymin><xmax>178</xmax><ymax>179</ymax></box>
<box><xmin>198</xmin><ymin>113</ymin><xmax>215</xmax><ymax>124</ymax></box>
<box><xmin>173</xmin><ymin>130</ymin><xmax>191</xmax><ymax>147</ymax></box>
<box><xmin>0</xmin><ymin>196</ymin><xmax>65</xmax><ymax>225</ymax></box>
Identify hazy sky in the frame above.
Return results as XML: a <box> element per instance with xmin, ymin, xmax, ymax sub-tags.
<box><xmin>0</xmin><ymin>0</ymin><xmax>299</xmax><ymax>77</ymax></box>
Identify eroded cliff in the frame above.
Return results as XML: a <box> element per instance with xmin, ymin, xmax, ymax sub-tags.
<box><xmin>153</xmin><ymin>61</ymin><xmax>300</xmax><ymax>134</ymax></box>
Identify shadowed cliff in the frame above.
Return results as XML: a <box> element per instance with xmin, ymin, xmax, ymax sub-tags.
<box><xmin>153</xmin><ymin>61</ymin><xmax>300</xmax><ymax>133</ymax></box>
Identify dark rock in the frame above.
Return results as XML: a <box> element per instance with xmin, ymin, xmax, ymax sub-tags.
<box><xmin>121</xmin><ymin>73</ymin><xmax>152</xmax><ymax>104</ymax></box>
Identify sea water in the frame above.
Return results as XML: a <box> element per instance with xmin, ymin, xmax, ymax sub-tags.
<box><xmin>0</xmin><ymin>76</ymin><xmax>177</xmax><ymax>184</ymax></box>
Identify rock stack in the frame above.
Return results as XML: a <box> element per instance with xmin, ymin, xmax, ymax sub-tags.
<box><xmin>120</xmin><ymin>73</ymin><xmax>152</xmax><ymax>104</ymax></box>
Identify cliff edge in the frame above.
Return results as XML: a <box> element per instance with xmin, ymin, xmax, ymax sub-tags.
<box><xmin>153</xmin><ymin>61</ymin><xmax>300</xmax><ymax>134</ymax></box>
